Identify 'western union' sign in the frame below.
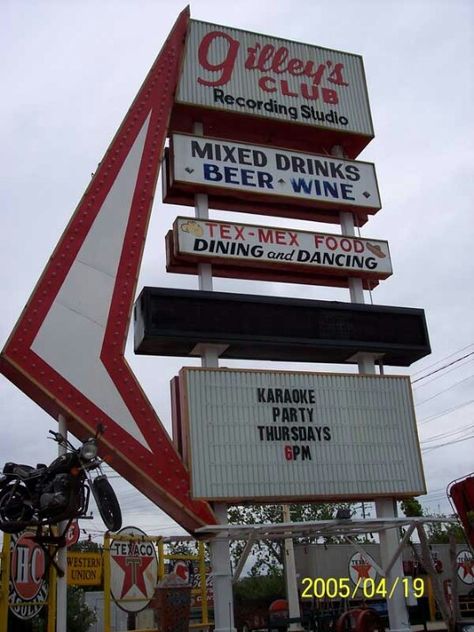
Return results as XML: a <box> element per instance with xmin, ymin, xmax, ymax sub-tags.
<box><xmin>67</xmin><ymin>552</ymin><xmax>102</xmax><ymax>586</ymax></box>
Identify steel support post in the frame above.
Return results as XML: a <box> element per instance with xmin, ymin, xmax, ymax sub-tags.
<box><xmin>56</xmin><ymin>414</ymin><xmax>68</xmax><ymax>631</ymax></box>
<box><xmin>103</xmin><ymin>532</ymin><xmax>111</xmax><ymax>632</ymax></box>
<box><xmin>376</xmin><ymin>499</ymin><xmax>411</xmax><ymax>632</ymax></box>
<box><xmin>337</xmin><ymin>179</ymin><xmax>410</xmax><ymax>632</ymax></box>
<box><xmin>282</xmin><ymin>505</ymin><xmax>304</xmax><ymax>631</ymax></box>
<box><xmin>0</xmin><ymin>533</ymin><xmax>11</xmax><ymax>632</ymax></box>
<box><xmin>194</xmin><ymin>122</ymin><xmax>235</xmax><ymax>632</ymax></box>
<box><xmin>210</xmin><ymin>503</ymin><xmax>236</xmax><ymax>632</ymax></box>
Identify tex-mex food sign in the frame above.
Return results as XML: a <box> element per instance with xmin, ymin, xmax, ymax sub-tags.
<box><xmin>167</xmin><ymin>217</ymin><xmax>392</xmax><ymax>288</ymax></box>
<box><xmin>177</xmin><ymin>21</ymin><xmax>373</xmax><ymax>137</ymax></box>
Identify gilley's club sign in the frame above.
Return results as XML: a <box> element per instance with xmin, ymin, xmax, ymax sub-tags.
<box><xmin>177</xmin><ymin>21</ymin><xmax>374</xmax><ymax>136</ymax></box>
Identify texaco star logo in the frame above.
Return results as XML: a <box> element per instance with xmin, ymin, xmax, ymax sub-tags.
<box><xmin>110</xmin><ymin>527</ymin><xmax>158</xmax><ymax>612</ymax></box>
<box><xmin>456</xmin><ymin>550</ymin><xmax>474</xmax><ymax>585</ymax></box>
<box><xmin>349</xmin><ymin>552</ymin><xmax>377</xmax><ymax>584</ymax></box>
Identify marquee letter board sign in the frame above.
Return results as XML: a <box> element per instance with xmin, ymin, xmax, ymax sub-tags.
<box><xmin>178</xmin><ymin>368</ymin><xmax>426</xmax><ymax>502</ymax></box>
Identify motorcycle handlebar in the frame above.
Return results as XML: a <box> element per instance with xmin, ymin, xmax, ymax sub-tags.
<box><xmin>48</xmin><ymin>430</ymin><xmax>65</xmax><ymax>443</ymax></box>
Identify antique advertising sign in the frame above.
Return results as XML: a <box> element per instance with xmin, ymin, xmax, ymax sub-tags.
<box><xmin>167</xmin><ymin>216</ymin><xmax>392</xmax><ymax>287</ymax></box>
<box><xmin>176</xmin><ymin>20</ymin><xmax>373</xmax><ymax>137</ymax></box>
<box><xmin>9</xmin><ymin>532</ymin><xmax>48</xmax><ymax>620</ymax></box>
<box><xmin>67</xmin><ymin>552</ymin><xmax>103</xmax><ymax>586</ymax></box>
<box><xmin>179</xmin><ymin>368</ymin><xmax>426</xmax><ymax>502</ymax></box>
<box><xmin>110</xmin><ymin>527</ymin><xmax>158</xmax><ymax>613</ymax></box>
<box><xmin>166</xmin><ymin>134</ymin><xmax>381</xmax><ymax>221</ymax></box>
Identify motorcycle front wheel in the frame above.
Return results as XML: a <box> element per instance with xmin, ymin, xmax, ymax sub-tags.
<box><xmin>0</xmin><ymin>485</ymin><xmax>33</xmax><ymax>533</ymax></box>
<box><xmin>92</xmin><ymin>476</ymin><xmax>122</xmax><ymax>532</ymax></box>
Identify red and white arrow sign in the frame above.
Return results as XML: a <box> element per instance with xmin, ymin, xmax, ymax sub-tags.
<box><xmin>0</xmin><ymin>8</ymin><xmax>216</xmax><ymax>533</ymax></box>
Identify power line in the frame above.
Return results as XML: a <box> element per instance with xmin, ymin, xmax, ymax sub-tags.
<box><xmin>411</xmin><ymin>344</ymin><xmax>474</xmax><ymax>378</ymax></box>
<box><xmin>413</xmin><ymin>357</ymin><xmax>474</xmax><ymax>389</ymax></box>
<box><xmin>415</xmin><ymin>374</ymin><xmax>474</xmax><ymax>406</ymax></box>
<box><xmin>420</xmin><ymin>424</ymin><xmax>474</xmax><ymax>444</ymax></box>
<box><xmin>412</xmin><ymin>351</ymin><xmax>474</xmax><ymax>384</ymax></box>
<box><xmin>418</xmin><ymin>398</ymin><xmax>474</xmax><ymax>425</ymax></box>
<box><xmin>421</xmin><ymin>434</ymin><xmax>474</xmax><ymax>453</ymax></box>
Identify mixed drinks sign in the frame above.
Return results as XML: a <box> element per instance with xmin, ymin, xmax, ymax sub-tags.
<box><xmin>167</xmin><ymin>134</ymin><xmax>381</xmax><ymax>217</ymax></box>
<box><xmin>167</xmin><ymin>216</ymin><xmax>392</xmax><ymax>286</ymax></box>
<box><xmin>176</xmin><ymin>20</ymin><xmax>373</xmax><ymax>137</ymax></box>
<box><xmin>179</xmin><ymin>368</ymin><xmax>426</xmax><ymax>502</ymax></box>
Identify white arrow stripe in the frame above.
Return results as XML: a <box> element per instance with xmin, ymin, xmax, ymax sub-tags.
<box><xmin>32</xmin><ymin>115</ymin><xmax>151</xmax><ymax>450</ymax></box>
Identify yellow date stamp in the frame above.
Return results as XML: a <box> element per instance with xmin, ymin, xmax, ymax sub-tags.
<box><xmin>301</xmin><ymin>577</ymin><xmax>425</xmax><ymax>600</ymax></box>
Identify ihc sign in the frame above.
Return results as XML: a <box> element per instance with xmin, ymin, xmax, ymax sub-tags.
<box><xmin>9</xmin><ymin>532</ymin><xmax>48</xmax><ymax>620</ymax></box>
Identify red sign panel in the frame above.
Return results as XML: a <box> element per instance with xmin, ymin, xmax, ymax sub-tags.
<box><xmin>0</xmin><ymin>8</ymin><xmax>215</xmax><ymax>534</ymax></box>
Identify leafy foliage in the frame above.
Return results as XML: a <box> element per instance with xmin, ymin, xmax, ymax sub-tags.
<box><xmin>228</xmin><ymin>502</ymin><xmax>353</xmax><ymax>575</ymax></box>
<box><xmin>234</xmin><ymin>573</ymin><xmax>285</xmax><ymax>605</ymax></box>
<box><xmin>400</xmin><ymin>497</ymin><xmax>423</xmax><ymax>517</ymax></box>
<box><xmin>67</xmin><ymin>587</ymin><xmax>97</xmax><ymax>632</ymax></box>
<box><xmin>399</xmin><ymin>499</ymin><xmax>467</xmax><ymax>543</ymax></box>
<box><xmin>426</xmin><ymin>518</ymin><xmax>467</xmax><ymax>544</ymax></box>
<box><xmin>70</xmin><ymin>537</ymin><xmax>102</xmax><ymax>552</ymax></box>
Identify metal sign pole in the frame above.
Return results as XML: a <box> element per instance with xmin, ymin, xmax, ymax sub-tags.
<box><xmin>193</xmin><ymin>122</ymin><xmax>235</xmax><ymax>632</ymax></box>
<box><xmin>103</xmin><ymin>533</ymin><xmax>111</xmax><ymax>632</ymax></box>
<box><xmin>282</xmin><ymin>505</ymin><xmax>304</xmax><ymax>631</ymax></box>
<box><xmin>47</xmin><ymin>549</ymin><xmax>57</xmax><ymax>632</ymax></box>
<box><xmin>338</xmin><ymin>170</ymin><xmax>410</xmax><ymax>632</ymax></box>
<box><xmin>56</xmin><ymin>414</ymin><xmax>68</xmax><ymax>631</ymax></box>
<box><xmin>0</xmin><ymin>533</ymin><xmax>11</xmax><ymax>632</ymax></box>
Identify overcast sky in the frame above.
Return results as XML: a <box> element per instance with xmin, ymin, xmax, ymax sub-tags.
<box><xmin>1</xmin><ymin>0</ymin><xmax>473</xmax><ymax>542</ymax></box>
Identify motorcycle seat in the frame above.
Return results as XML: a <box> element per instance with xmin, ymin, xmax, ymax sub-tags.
<box><xmin>3</xmin><ymin>463</ymin><xmax>40</xmax><ymax>478</ymax></box>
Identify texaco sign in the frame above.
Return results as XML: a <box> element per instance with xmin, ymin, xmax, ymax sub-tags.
<box><xmin>110</xmin><ymin>527</ymin><xmax>158</xmax><ymax>613</ymax></box>
<box><xmin>457</xmin><ymin>549</ymin><xmax>474</xmax><ymax>585</ymax></box>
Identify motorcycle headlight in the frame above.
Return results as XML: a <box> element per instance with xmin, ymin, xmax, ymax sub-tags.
<box><xmin>80</xmin><ymin>440</ymin><xmax>98</xmax><ymax>461</ymax></box>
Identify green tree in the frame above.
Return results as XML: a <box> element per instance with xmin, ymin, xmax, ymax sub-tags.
<box><xmin>70</xmin><ymin>537</ymin><xmax>102</xmax><ymax>553</ymax></box>
<box><xmin>234</xmin><ymin>573</ymin><xmax>285</xmax><ymax>606</ymax></box>
<box><xmin>228</xmin><ymin>502</ymin><xmax>353</xmax><ymax>575</ymax></box>
<box><xmin>67</xmin><ymin>586</ymin><xmax>97</xmax><ymax>632</ymax></box>
<box><xmin>400</xmin><ymin>497</ymin><xmax>423</xmax><ymax>517</ymax></box>
<box><xmin>426</xmin><ymin>518</ymin><xmax>467</xmax><ymax>544</ymax></box>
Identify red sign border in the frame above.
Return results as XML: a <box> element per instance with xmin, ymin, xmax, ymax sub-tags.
<box><xmin>0</xmin><ymin>8</ymin><xmax>216</xmax><ymax>533</ymax></box>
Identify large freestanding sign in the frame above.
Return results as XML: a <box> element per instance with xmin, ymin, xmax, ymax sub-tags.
<box><xmin>179</xmin><ymin>368</ymin><xmax>426</xmax><ymax>502</ymax></box>
<box><xmin>175</xmin><ymin>20</ymin><xmax>374</xmax><ymax>156</ymax></box>
<box><xmin>0</xmin><ymin>7</ymin><xmax>428</xmax><ymax>553</ymax></box>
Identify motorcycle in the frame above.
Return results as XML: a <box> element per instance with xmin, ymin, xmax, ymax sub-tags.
<box><xmin>0</xmin><ymin>428</ymin><xmax>122</xmax><ymax>534</ymax></box>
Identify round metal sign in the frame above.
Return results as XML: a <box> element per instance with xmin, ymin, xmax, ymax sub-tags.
<box><xmin>109</xmin><ymin>526</ymin><xmax>158</xmax><ymax>612</ymax></box>
<box><xmin>173</xmin><ymin>560</ymin><xmax>192</xmax><ymax>583</ymax></box>
<box><xmin>348</xmin><ymin>551</ymin><xmax>377</xmax><ymax>585</ymax></box>
<box><xmin>9</xmin><ymin>531</ymin><xmax>48</xmax><ymax>620</ymax></box>
<box><xmin>456</xmin><ymin>549</ymin><xmax>474</xmax><ymax>585</ymax></box>
<box><xmin>65</xmin><ymin>519</ymin><xmax>80</xmax><ymax>548</ymax></box>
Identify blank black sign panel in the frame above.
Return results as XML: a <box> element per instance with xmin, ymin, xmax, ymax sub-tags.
<box><xmin>134</xmin><ymin>287</ymin><xmax>430</xmax><ymax>367</ymax></box>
